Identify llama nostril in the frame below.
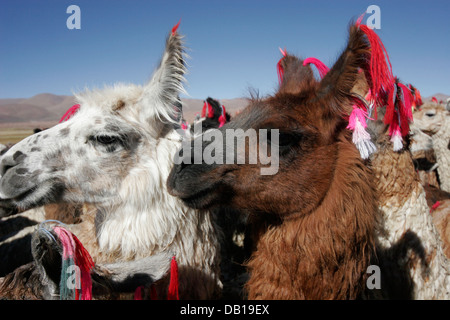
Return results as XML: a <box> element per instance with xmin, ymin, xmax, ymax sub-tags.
<box><xmin>2</xmin><ymin>165</ymin><xmax>14</xmax><ymax>176</ymax></box>
<box><xmin>0</xmin><ymin>157</ymin><xmax>18</xmax><ymax>177</ymax></box>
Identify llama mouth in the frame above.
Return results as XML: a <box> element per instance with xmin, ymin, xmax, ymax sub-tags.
<box><xmin>1</xmin><ymin>179</ymin><xmax>65</xmax><ymax>211</ymax></box>
<box><xmin>177</xmin><ymin>187</ymin><xmax>220</xmax><ymax>209</ymax></box>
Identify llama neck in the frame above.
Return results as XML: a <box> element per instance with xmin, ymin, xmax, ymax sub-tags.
<box><xmin>432</xmin><ymin>122</ymin><xmax>450</xmax><ymax>192</ymax></box>
<box><xmin>246</xmin><ymin>138</ymin><xmax>378</xmax><ymax>299</ymax></box>
<box><xmin>371</xmin><ymin>145</ymin><xmax>450</xmax><ymax>299</ymax></box>
<box><xmin>372</xmin><ymin>147</ymin><xmax>428</xmax><ymax>245</ymax></box>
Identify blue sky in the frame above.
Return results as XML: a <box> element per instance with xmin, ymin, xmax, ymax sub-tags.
<box><xmin>0</xmin><ymin>0</ymin><xmax>449</xmax><ymax>100</ymax></box>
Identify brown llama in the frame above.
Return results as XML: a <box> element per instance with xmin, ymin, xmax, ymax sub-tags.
<box><xmin>167</xmin><ymin>23</ymin><xmax>381</xmax><ymax>299</ymax></box>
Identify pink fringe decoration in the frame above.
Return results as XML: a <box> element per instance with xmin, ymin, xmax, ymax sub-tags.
<box><xmin>303</xmin><ymin>57</ymin><xmax>330</xmax><ymax>79</ymax></box>
<box><xmin>54</xmin><ymin>226</ymin><xmax>95</xmax><ymax>300</ymax></box>
<box><xmin>356</xmin><ymin>15</ymin><xmax>395</xmax><ymax>133</ymax></box>
<box><xmin>346</xmin><ymin>103</ymin><xmax>376</xmax><ymax>159</ymax></box>
<box><xmin>59</xmin><ymin>104</ymin><xmax>80</xmax><ymax>123</ymax></box>
<box><xmin>277</xmin><ymin>47</ymin><xmax>287</xmax><ymax>85</ymax></box>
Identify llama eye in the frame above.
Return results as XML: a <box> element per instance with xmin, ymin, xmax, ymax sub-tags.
<box><xmin>277</xmin><ymin>133</ymin><xmax>297</xmax><ymax>147</ymax></box>
<box><xmin>425</xmin><ymin>113</ymin><xmax>435</xmax><ymax>118</ymax></box>
<box><xmin>95</xmin><ymin>135</ymin><xmax>119</xmax><ymax>145</ymax></box>
<box><xmin>268</xmin><ymin>132</ymin><xmax>298</xmax><ymax>148</ymax></box>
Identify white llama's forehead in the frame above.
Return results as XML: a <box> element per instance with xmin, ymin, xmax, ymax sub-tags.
<box><xmin>418</xmin><ymin>103</ymin><xmax>446</xmax><ymax>113</ymax></box>
<box><xmin>74</xmin><ymin>84</ymin><xmax>144</xmax><ymax>110</ymax></box>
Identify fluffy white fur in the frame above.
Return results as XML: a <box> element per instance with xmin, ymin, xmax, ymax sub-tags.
<box><xmin>377</xmin><ymin>187</ymin><xmax>450</xmax><ymax>299</ymax></box>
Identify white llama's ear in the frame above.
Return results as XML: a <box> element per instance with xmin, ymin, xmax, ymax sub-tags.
<box><xmin>139</xmin><ymin>27</ymin><xmax>186</xmax><ymax>128</ymax></box>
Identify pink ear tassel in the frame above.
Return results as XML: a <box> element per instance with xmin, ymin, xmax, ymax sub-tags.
<box><xmin>303</xmin><ymin>57</ymin><xmax>330</xmax><ymax>79</ymax></box>
<box><xmin>346</xmin><ymin>105</ymin><xmax>376</xmax><ymax>159</ymax></box>
<box><xmin>171</xmin><ymin>20</ymin><xmax>181</xmax><ymax>36</ymax></box>
<box><xmin>277</xmin><ymin>47</ymin><xmax>287</xmax><ymax>85</ymax></box>
<box><xmin>59</xmin><ymin>104</ymin><xmax>80</xmax><ymax>123</ymax></box>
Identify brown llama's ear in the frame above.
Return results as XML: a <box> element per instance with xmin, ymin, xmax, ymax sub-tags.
<box><xmin>139</xmin><ymin>24</ymin><xmax>186</xmax><ymax>127</ymax></box>
<box><xmin>278</xmin><ymin>54</ymin><xmax>316</xmax><ymax>95</ymax></box>
<box><xmin>316</xmin><ymin>25</ymin><xmax>371</xmax><ymax>116</ymax></box>
<box><xmin>351</xmin><ymin>69</ymin><xmax>370</xmax><ymax>99</ymax></box>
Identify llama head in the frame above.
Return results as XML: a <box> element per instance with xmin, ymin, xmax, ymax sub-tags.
<box><xmin>0</xmin><ymin>27</ymin><xmax>186</xmax><ymax>211</ymax></box>
<box><xmin>412</xmin><ymin>102</ymin><xmax>449</xmax><ymax>136</ymax></box>
<box><xmin>167</xmin><ymin>24</ymin><xmax>373</xmax><ymax>215</ymax></box>
<box><xmin>191</xmin><ymin>97</ymin><xmax>231</xmax><ymax>134</ymax></box>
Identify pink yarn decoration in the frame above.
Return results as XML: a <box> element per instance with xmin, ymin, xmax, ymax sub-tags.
<box><xmin>277</xmin><ymin>47</ymin><xmax>287</xmax><ymax>85</ymax></box>
<box><xmin>53</xmin><ymin>226</ymin><xmax>94</xmax><ymax>300</ymax></box>
<box><xmin>59</xmin><ymin>104</ymin><xmax>80</xmax><ymax>123</ymax></box>
<box><xmin>303</xmin><ymin>57</ymin><xmax>330</xmax><ymax>79</ymax></box>
<box><xmin>346</xmin><ymin>105</ymin><xmax>376</xmax><ymax>159</ymax></box>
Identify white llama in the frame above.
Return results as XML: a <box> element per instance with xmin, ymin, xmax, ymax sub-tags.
<box><xmin>0</xmin><ymin>26</ymin><xmax>221</xmax><ymax>299</ymax></box>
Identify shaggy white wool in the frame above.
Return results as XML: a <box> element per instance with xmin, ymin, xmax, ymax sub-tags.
<box><xmin>377</xmin><ymin>186</ymin><xmax>450</xmax><ymax>299</ymax></box>
<box><xmin>432</xmin><ymin>118</ymin><xmax>450</xmax><ymax>192</ymax></box>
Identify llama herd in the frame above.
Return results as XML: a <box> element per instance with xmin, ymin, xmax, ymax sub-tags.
<box><xmin>0</xmin><ymin>20</ymin><xmax>449</xmax><ymax>300</ymax></box>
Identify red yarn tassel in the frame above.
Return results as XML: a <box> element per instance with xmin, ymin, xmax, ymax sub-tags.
<box><xmin>171</xmin><ymin>19</ymin><xmax>181</xmax><ymax>36</ymax></box>
<box><xmin>167</xmin><ymin>256</ymin><xmax>179</xmax><ymax>300</ymax></box>
<box><xmin>430</xmin><ymin>201</ymin><xmax>441</xmax><ymax>213</ymax></box>
<box><xmin>150</xmin><ymin>285</ymin><xmax>158</xmax><ymax>300</ymax></box>
<box><xmin>414</xmin><ymin>88</ymin><xmax>423</xmax><ymax>107</ymax></box>
<box><xmin>397</xmin><ymin>82</ymin><xmax>413</xmax><ymax>136</ymax></box>
<box><xmin>134</xmin><ymin>285</ymin><xmax>158</xmax><ymax>300</ymax></box>
<box><xmin>218</xmin><ymin>105</ymin><xmax>226</xmax><ymax>128</ymax></box>
<box><xmin>134</xmin><ymin>286</ymin><xmax>144</xmax><ymax>300</ymax></box>
<box><xmin>356</xmin><ymin>21</ymin><xmax>395</xmax><ymax>110</ymax></box>
<box><xmin>201</xmin><ymin>101</ymin><xmax>207</xmax><ymax>118</ymax></box>
<box><xmin>277</xmin><ymin>47</ymin><xmax>287</xmax><ymax>86</ymax></box>
<box><xmin>303</xmin><ymin>57</ymin><xmax>329</xmax><ymax>79</ymax></box>
<box><xmin>201</xmin><ymin>101</ymin><xmax>214</xmax><ymax>118</ymax></box>
<box><xmin>71</xmin><ymin>232</ymin><xmax>95</xmax><ymax>300</ymax></box>
<box><xmin>59</xmin><ymin>104</ymin><xmax>80</xmax><ymax>123</ymax></box>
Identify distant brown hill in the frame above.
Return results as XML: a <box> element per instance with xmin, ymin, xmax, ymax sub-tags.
<box><xmin>0</xmin><ymin>93</ymin><xmax>250</xmax><ymax>129</ymax></box>
<box><xmin>1</xmin><ymin>92</ymin><xmax>447</xmax><ymax>130</ymax></box>
<box><xmin>0</xmin><ymin>93</ymin><xmax>77</xmax><ymax>126</ymax></box>
<box><xmin>423</xmin><ymin>93</ymin><xmax>449</xmax><ymax>104</ymax></box>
